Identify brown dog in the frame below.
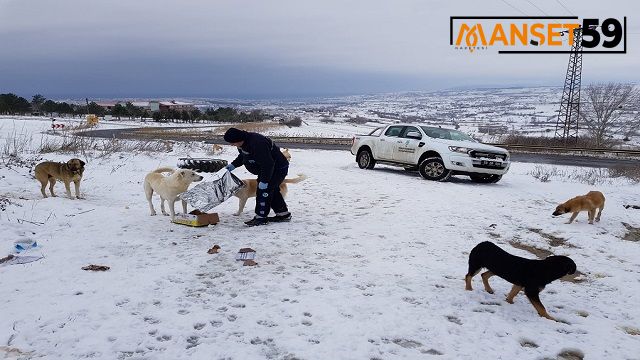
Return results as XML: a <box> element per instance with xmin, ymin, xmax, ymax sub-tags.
<box><xmin>233</xmin><ymin>174</ymin><xmax>306</xmax><ymax>215</ymax></box>
<box><xmin>34</xmin><ymin>159</ymin><xmax>85</xmax><ymax>199</ymax></box>
<box><xmin>231</xmin><ymin>148</ymin><xmax>298</xmax><ymax>215</ymax></box>
<box><xmin>553</xmin><ymin>191</ymin><xmax>605</xmax><ymax>224</ymax></box>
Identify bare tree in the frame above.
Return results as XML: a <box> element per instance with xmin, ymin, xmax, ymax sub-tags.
<box><xmin>579</xmin><ymin>83</ymin><xmax>640</xmax><ymax>147</ymax></box>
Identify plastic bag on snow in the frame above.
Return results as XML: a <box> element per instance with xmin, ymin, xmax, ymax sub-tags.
<box><xmin>180</xmin><ymin>169</ymin><xmax>244</xmax><ymax>212</ymax></box>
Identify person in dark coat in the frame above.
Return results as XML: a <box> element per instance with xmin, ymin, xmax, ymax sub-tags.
<box><xmin>223</xmin><ymin>127</ymin><xmax>291</xmax><ymax>226</ymax></box>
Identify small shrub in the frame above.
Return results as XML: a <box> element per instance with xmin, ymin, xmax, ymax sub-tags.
<box><xmin>529</xmin><ymin>165</ymin><xmax>559</xmax><ymax>182</ymax></box>
<box><xmin>2</xmin><ymin>128</ymin><xmax>34</xmax><ymax>157</ymax></box>
<box><xmin>345</xmin><ymin>116</ymin><xmax>370</xmax><ymax>125</ymax></box>
<box><xmin>609</xmin><ymin>164</ymin><xmax>640</xmax><ymax>183</ymax></box>
<box><xmin>529</xmin><ymin>165</ymin><xmax>627</xmax><ymax>185</ymax></box>
<box><xmin>282</xmin><ymin>116</ymin><xmax>303</xmax><ymax>127</ymax></box>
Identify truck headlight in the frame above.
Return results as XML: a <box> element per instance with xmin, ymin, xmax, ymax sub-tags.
<box><xmin>448</xmin><ymin>146</ymin><xmax>471</xmax><ymax>154</ymax></box>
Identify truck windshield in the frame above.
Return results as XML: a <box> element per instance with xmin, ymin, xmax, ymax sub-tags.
<box><xmin>420</xmin><ymin>127</ymin><xmax>477</xmax><ymax>142</ymax></box>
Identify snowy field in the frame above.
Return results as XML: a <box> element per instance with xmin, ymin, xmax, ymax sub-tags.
<box><xmin>1</xmin><ymin>119</ymin><xmax>640</xmax><ymax>359</ymax></box>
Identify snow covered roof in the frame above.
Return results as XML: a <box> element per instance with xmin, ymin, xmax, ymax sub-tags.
<box><xmin>159</xmin><ymin>101</ymin><xmax>193</xmax><ymax>106</ymax></box>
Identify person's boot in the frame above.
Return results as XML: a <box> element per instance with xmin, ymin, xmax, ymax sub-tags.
<box><xmin>268</xmin><ymin>212</ymin><xmax>291</xmax><ymax>222</ymax></box>
<box><xmin>245</xmin><ymin>216</ymin><xmax>269</xmax><ymax>226</ymax></box>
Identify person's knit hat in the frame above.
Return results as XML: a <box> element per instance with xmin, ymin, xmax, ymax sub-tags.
<box><xmin>223</xmin><ymin>128</ymin><xmax>247</xmax><ymax>143</ymax></box>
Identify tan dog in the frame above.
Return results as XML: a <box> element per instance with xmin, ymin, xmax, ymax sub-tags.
<box><xmin>144</xmin><ymin>167</ymin><xmax>203</xmax><ymax>219</ymax></box>
<box><xmin>553</xmin><ymin>191</ymin><xmax>605</xmax><ymax>224</ymax></box>
<box><xmin>233</xmin><ymin>174</ymin><xmax>306</xmax><ymax>215</ymax></box>
<box><xmin>211</xmin><ymin>144</ymin><xmax>224</xmax><ymax>155</ymax></box>
<box><xmin>34</xmin><ymin>158</ymin><xmax>85</xmax><ymax>199</ymax></box>
<box><xmin>281</xmin><ymin>148</ymin><xmax>291</xmax><ymax>161</ymax></box>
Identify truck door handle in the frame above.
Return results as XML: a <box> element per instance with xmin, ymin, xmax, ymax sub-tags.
<box><xmin>380</xmin><ymin>139</ymin><xmax>385</xmax><ymax>142</ymax></box>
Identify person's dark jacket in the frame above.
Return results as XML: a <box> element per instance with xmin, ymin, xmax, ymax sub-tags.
<box><xmin>230</xmin><ymin>132</ymin><xmax>288</xmax><ymax>183</ymax></box>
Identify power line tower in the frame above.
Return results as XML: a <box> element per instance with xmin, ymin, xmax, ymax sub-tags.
<box><xmin>554</xmin><ymin>27</ymin><xmax>583</xmax><ymax>145</ymax></box>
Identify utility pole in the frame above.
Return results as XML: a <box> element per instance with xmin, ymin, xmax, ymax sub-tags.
<box><xmin>554</xmin><ymin>27</ymin><xmax>583</xmax><ymax>145</ymax></box>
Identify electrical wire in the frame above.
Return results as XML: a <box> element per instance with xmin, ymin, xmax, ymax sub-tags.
<box><xmin>498</xmin><ymin>0</ymin><xmax>527</xmax><ymax>16</ymax></box>
<box><xmin>524</xmin><ymin>0</ymin><xmax>550</xmax><ymax>16</ymax></box>
<box><xmin>555</xmin><ymin>0</ymin><xmax>576</xmax><ymax>16</ymax></box>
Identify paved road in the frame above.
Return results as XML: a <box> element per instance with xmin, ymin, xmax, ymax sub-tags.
<box><xmin>79</xmin><ymin>127</ymin><xmax>639</xmax><ymax>169</ymax></box>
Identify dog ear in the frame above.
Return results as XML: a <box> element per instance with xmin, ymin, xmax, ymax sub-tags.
<box><xmin>79</xmin><ymin>159</ymin><xmax>86</xmax><ymax>167</ymax></box>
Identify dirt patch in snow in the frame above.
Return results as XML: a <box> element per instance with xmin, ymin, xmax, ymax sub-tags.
<box><xmin>621</xmin><ymin>222</ymin><xmax>640</xmax><ymax>242</ymax></box>
<box><xmin>528</xmin><ymin>228</ymin><xmax>577</xmax><ymax>248</ymax></box>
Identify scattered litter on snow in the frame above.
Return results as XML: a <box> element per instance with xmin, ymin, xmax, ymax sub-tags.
<box><xmin>207</xmin><ymin>245</ymin><xmax>221</xmax><ymax>254</ymax></box>
<box><xmin>236</xmin><ymin>248</ymin><xmax>256</xmax><ymax>261</ymax></box>
<box><xmin>1</xmin><ymin>255</ymin><xmax>44</xmax><ymax>266</ymax></box>
<box><xmin>81</xmin><ymin>265</ymin><xmax>110</xmax><ymax>271</ymax></box>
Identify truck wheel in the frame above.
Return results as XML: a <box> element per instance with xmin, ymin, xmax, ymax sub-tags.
<box><xmin>357</xmin><ymin>149</ymin><xmax>376</xmax><ymax>169</ymax></box>
<box><xmin>469</xmin><ymin>174</ymin><xmax>502</xmax><ymax>183</ymax></box>
<box><xmin>418</xmin><ymin>157</ymin><xmax>451</xmax><ymax>181</ymax></box>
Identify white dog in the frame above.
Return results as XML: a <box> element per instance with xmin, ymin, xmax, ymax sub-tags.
<box><xmin>144</xmin><ymin>167</ymin><xmax>203</xmax><ymax>219</ymax></box>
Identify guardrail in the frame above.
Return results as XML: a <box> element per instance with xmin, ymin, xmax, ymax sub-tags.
<box><xmin>484</xmin><ymin>143</ymin><xmax>640</xmax><ymax>156</ymax></box>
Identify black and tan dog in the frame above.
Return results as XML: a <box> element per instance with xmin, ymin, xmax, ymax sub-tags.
<box><xmin>553</xmin><ymin>191</ymin><xmax>605</xmax><ymax>224</ymax></box>
<box><xmin>34</xmin><ymin>158</ymin><xmax>85</xmax><ymax>199</ymax></box>
<box><xmin>465</xmin><ymin>241</ymin><xmax>576</xmax><ymax>321</ymax></box>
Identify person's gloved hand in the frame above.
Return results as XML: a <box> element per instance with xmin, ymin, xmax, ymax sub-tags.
<box><xmin>225</xmin><ymin>164</ymin><xmax>235</xmax><ymax>172</ymax></box>
<box><xmin>258</xmin><ymin>182</ymin><xmax>268</xmax><ymax>190</ymax></box>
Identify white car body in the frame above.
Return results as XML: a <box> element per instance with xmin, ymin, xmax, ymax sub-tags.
<box><xmin>351</xmin><ymin>124</ymin><xmax>511</xmax><ymax>181</ymax></box>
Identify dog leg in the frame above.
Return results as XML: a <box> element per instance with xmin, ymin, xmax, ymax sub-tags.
<box><xmin>160</xmin><ymin>198</ymin><xmax>169</xmax><ymax>216</ymax></box>
<box><xmin>567</xmin><ymin>212</ymin><xmax>579</xmax><ymax>224</ymax></box>
<box><xmin>144</xmin><ymin>182</ymin><xmax>156</xmax><ymax>216</ymax></box>
<box><xmin>64</xmin><ymin>181</ymin><xmax>73</xmax><ymax>199</ymax></box>
<box><xmin>481</xmin><ymin>271</ymin><xmax>495</xmax><ymax>294</ymax></box>
<box><xmin>235</xmin><ymin>196</ymin><xmax>248</xmax><ymax>216</ymax></box>
<box><xmin>169</xmin><ymin>199</ymin><xmax>176</xmax><ymax>220</ymax></box>
<box><xmin>505</xmin><ymin>285</ymin><xmax>523</xmax><ymax>304</ymax></box>
<box><xmin>74</xmin><ymin>180</ymin><xmax>82</xmax><ymax>199</ymax></box>
<box><xmin>524</xmin><ymin>287</ymin><xmax>556</xmax><ymax>321</ymax></box>
<box><xmin>48</xmin><ymin>179</ymin><xmax>57</xmax><ymax>197</ymax></box>
<box><xmin>39</xmin><ymin>180</ymin><xmax>48</xmax><ymax>198</ymax></box>
<box><xmin>596</xmin><ymin>205</ymin><xmax>604</xmax><ymax>222</ymax></box>
<box><xmin>465</xmin><ymin>269</ymin><xmax>481</xmax><ymax>291</ymax></box>
<box><xmin>181</xmin><ymin>199</ymin><xmax>187</xmax><ymax>215</ymax></box>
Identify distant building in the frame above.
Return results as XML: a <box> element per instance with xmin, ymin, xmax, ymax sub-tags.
<box><xmin>149</xmin><ymin>100</ymin><xmax>195</xmax><ymax>113</ymax></box>
<box><xmin>95</xmin><ymin>101</ymin><xmax>118</xmax><ymax>111</ymax></box>
<box><xmin>131</xmin><ymin>101</ymin><xmax>151</xmax><ymax>110</ymax></box>
<box><xmin>92</xmin><ymin>100</ymin><xmax>193</xmax><ymax>113</ymax></box>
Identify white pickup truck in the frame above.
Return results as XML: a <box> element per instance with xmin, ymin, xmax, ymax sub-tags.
<box><xmin>350</xmin><ymin>124</ymin><xmax>510</xmax><ymax>183</ymax></box>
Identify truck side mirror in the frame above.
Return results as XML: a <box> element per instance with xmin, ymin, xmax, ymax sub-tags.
<box><xmin>406</xmin><ymin>131</ymin><xmax>422</xmax><ymax>139</ymax></box>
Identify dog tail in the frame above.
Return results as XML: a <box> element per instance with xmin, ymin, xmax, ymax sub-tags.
<box><xmin>284</xmin><ymin>173</ymin><xmax>307</xmax><ymax>184</ymax></box>
<box><xmin>152</xmin><ymin>167</ymin><xmax>175</xmax><ymax>174</ymax></box>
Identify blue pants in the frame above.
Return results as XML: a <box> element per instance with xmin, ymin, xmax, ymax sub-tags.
<box><xmin>255</xmin><ymin>165</ymin><xmax>289</xmax><ymax>217</ymax></box>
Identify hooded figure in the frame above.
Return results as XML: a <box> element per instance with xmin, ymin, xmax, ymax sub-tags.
<box><xmin>223</xmin><ymin>128</ymin><xmax>291</xmax><ymax>226</ymax></box>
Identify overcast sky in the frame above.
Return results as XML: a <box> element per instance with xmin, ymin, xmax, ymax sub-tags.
<box><xmin>0</xmin><ymin>0</ymin><xmax>638</xmax><ymax>99</ymax></box>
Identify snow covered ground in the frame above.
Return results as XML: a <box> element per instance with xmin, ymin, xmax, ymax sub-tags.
<box><xmin>1</xmin><ymin>119</ymin><xmax>640</xmax><ymax>359</ymax></box>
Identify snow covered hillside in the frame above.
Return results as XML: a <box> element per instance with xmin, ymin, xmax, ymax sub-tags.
<box><xmin>1</xmin><ymin>119</ymin><xmax>640</xmax><ymax>359</ymax></box>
